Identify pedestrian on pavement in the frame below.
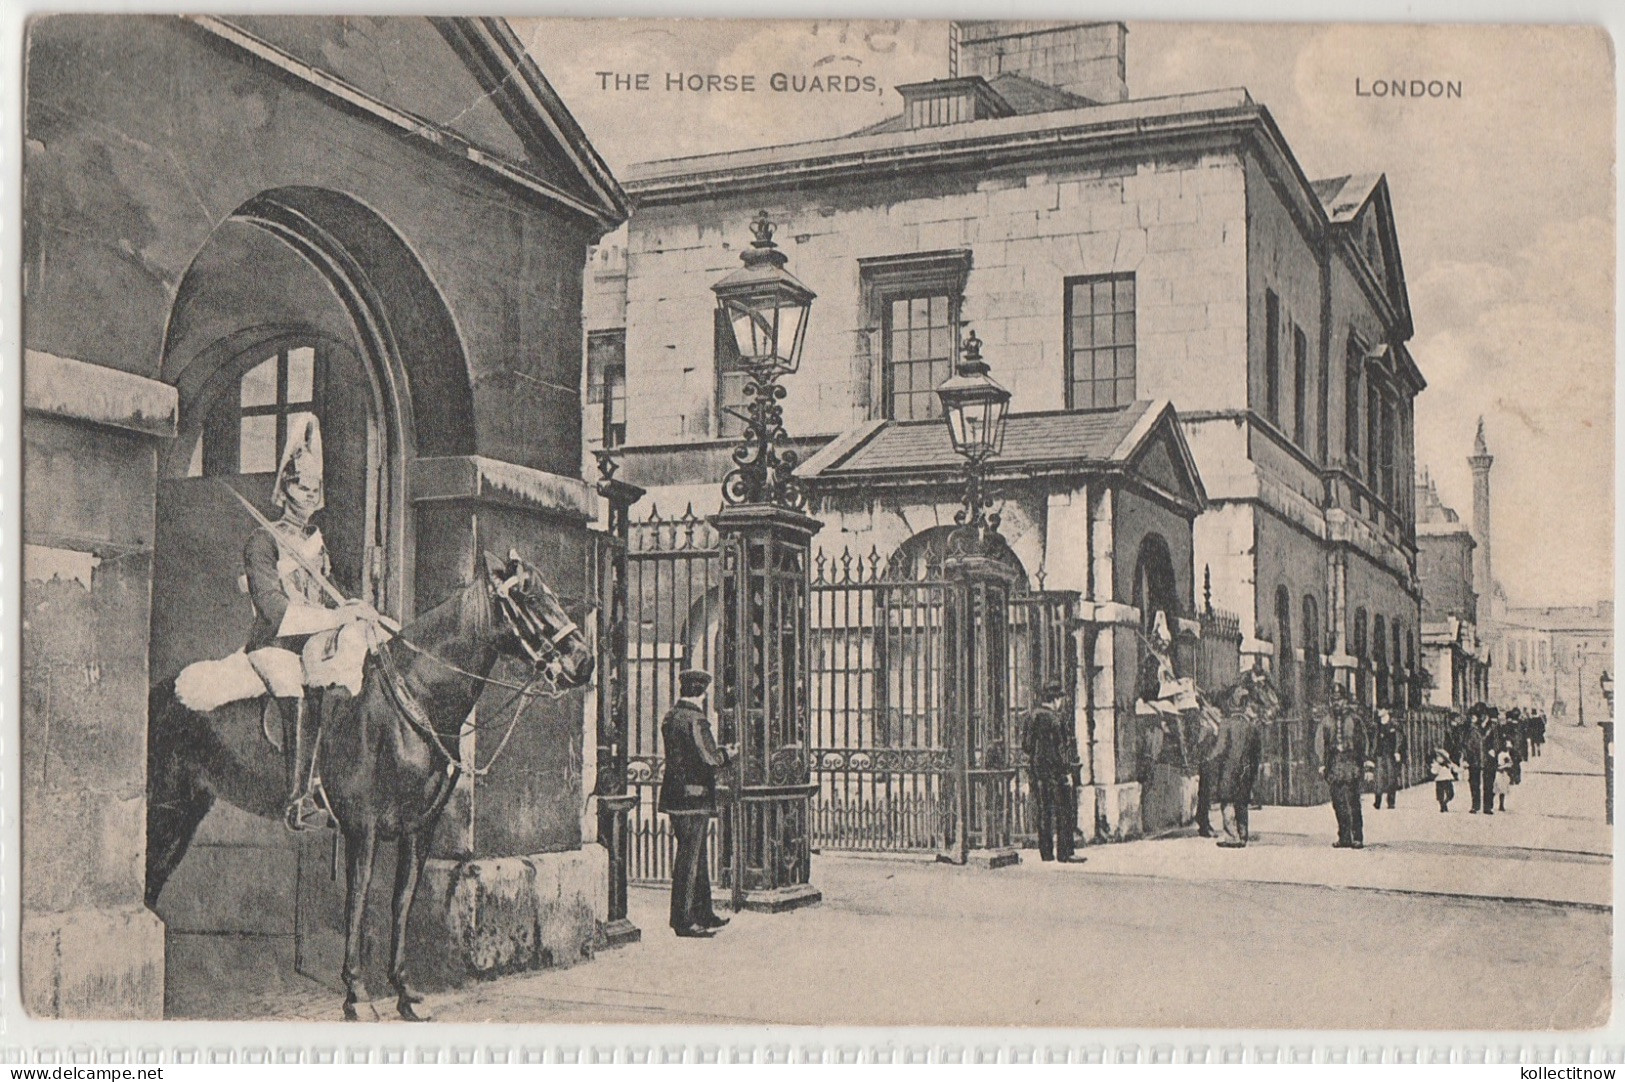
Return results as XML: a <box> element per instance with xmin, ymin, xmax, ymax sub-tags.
<box><xmin>1212</xmin><ymin>680</ymin><xmax>1264</xmax><ymax>848</ymax></box>
<box><xmin>1371</xmin><ymin>708</ymin><xmax>1406</xmax><ymax>810</ymax></box>
<box><xmin>1315</xmin><ymin>685</ymin><xmax>1374</xmax><ymax>848</ymax></box>
<box><xmin>1192</xmin><ymin>696</ymin><xmax>1223</xmax><ymax>838</ymax></box>
<box><xmin>658</xmin><ymin>669</ymin><xmax>737</xmax><ymax>938</ymax></box>
<box><xmin>1532</xmin><ymin>711</ymin><xmax>1547</xmax><ymax>757</ymax></box>
<box><xmin>1494</xmin><ymin>745</ymin><xmax>1514</xmax><ymax>812</ymax></box>
<box><xmin>1430</xmin><ymin>746</ymin><xmax>1457</xmax><ymax>812</ymax></box>
<box><xmin>1463</xmin><ymin>703</ymin><xmax>1496</xmax><ymax>815</ymax></box>
<box><xmin>1024</xmin><ymin>681</ymin><xmax>1083</xmax><ymax>863</ymax></box>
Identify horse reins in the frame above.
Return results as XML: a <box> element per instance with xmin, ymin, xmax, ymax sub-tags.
<box><xmin>371</xmin><ymin>572</ymin><xmax>579</xmax><ymax>777</ymax></box>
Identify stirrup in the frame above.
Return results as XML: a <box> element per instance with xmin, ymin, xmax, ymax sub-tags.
<box><xmin>284</xmin><ymin>785</ymin><xmax>336</xmax><ymax>833</ymax></box>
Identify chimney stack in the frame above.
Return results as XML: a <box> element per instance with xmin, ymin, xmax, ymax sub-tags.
<box><xmin>954</xmin><ymin>21</ymin><xmax>1128</xmax><ymax>104</ymax></box>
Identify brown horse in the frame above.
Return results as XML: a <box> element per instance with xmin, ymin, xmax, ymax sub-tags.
<box><xmin>144</xmin><ymin>551</ymin><xmax>593</xmax><ymax>1021</ymax></box>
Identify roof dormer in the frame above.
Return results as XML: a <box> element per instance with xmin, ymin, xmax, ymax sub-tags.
<box><xmin>896</xmin><ymin>76</ymin><xmax>1015</xmax><ymax>130</ymax></box>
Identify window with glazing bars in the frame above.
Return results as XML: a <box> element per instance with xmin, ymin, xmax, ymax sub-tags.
<box><xmin>587</xmin><ymin>329</ymin><xmax>627</xmax><ymax>448</ymax></box>
<box><xmin>197</xmin><ymin>341</ymin><xmax>320</xmax><ymax>476</ymax></box>
<box><xmin>1264</xmin><ymin>290</ymin><xmax>1281</xmax><ymax>424</ymax></box>
<box><xmin>1292</xmin><ymin>325</ymin><xmax>1309</xmax><ymax>448</ymax></box>
<box><xmin>1345</xmin><ymin>335</ymin><xmax>1363</xmax><ymax>470</ymax></box>
<box><xmin>885</xmin><ymin>294</ymin><xmax>958</xmax><ymax>421</ymax></box>
<box><xmin>1066</xmin><ymin>273</ymin><xmax>1136</xmax><ymax>410</ymax></box>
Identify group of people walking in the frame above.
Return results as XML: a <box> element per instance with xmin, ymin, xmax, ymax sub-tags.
<box><xmin>1430</xmin><ymin>703</ymin><xmax>1543</xmax><ymax>815</ymax></box>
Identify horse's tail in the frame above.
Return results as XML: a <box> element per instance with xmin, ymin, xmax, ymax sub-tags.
<box><xmin>143</xmin><ymin>678</ymin><xmax>224</xmax><ymax>909</ymax></box>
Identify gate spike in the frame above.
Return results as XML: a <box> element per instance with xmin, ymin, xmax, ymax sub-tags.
<box><xmin>839</xmin><ymin>546</ymin><xmax>853</xmax><ymax>584</ymax></box>
<box><xmin>813</xmin><ymin>549</ymin><xmax>827</xmax><ymax>585</ymax></box>
<box><xmin>867</xmin><ymin>547</ymin><xmax>883</xmax><ymax>583</ymax></box>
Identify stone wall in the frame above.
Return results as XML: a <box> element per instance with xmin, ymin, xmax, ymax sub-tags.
<box><xmin>23</xmin><ymin>16</ymin><xmax>616</xmax><ymax>1016</ymax></box>
<box><xmin>22</xmin><ymin>410</ymin><xmax>170</xmax><ymax>1018</ymax></box>
<box><xmin>618</xmin><ymin>149</ymin><xmax>1248</xmax><ymax>447</ymax></box>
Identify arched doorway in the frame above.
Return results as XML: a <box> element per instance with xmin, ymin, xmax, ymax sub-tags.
<box><xmin>1131</xmin><ymin>533</ymin><xmax>1179</xmax><ymax>641</ymax></box>
<box><xmin>1130</xmin><ymin>533</ymin><xmax>1188</xmax><ymax>833</ymax></box>
<box><xmin>147</xmin><ymin>187</ymin><xmax>470</xmax><ymax>1013</ymax></box>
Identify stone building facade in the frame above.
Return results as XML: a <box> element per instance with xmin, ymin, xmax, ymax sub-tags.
<box><xmin>1491</xmin><ymin>603</ymin><xmax>1616</xmax><ymax>722</ymax></box>
<box><xmin>1414</xmin><ymin>468</ymin><xmax>1489</xmax><ymax>709</ymax></box>
<box><xmin>584</xmin><ymin>19</ymin><xmax>1425</xmax><ymax>836</ymax></box>
<box><xmin>23</xmin><ymin>15</ymin><xmax>626</xmax><ymax>1017</ymax></box>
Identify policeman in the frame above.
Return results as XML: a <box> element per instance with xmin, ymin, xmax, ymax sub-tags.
<box><xmin>658</xmin><ymin>669</ymin><xmax>738</xmax><ymax>937</ymax></box>
<box><xmin>1023</xmin><ymin>681</ymin><xmax>1082</xmax><ymax>862</ymax></box>
<box><xmin>242</xmin><ymin>415</ymin><xmax>380</xmax><ymax>831</ymax></box>
<box><xmin>1315</xmin><ymin>684</ymin><xmax>1374</xmax><ymax>848</ymax></box>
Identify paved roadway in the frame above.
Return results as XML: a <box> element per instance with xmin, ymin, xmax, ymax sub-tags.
<box><xmin>182</xmin><ymin>717</ymin><xmax>1614</xmax><ymax>1028</ymax></box>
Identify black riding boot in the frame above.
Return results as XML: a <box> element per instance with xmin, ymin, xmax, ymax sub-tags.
<box><xmin>279</xmin><ymin>694</ymin><xmax>321</xmax><ymax>832</ymax></box>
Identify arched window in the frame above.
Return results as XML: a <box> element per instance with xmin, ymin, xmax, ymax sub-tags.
<box><xmin>1354</xmin><ymin>607</ymin><xmax>1369</xmax><ymax>704</ymax></box>
<box><xmin>1373</xmin><ymin>613</ymin><xmax>1388</xmax><ymax>708</ymax></box>
<box><xmin>194</xmin><ymin>339</ymin><xmax>322</xmax><ymax>477</ymax></box>
<box><xmin>1132</xmin><ymin>534</ymin><xmax>1180</xmax><ymax>640</ymax></box>
<box><xmin>1303</xmin><ymin>595</ymin><xmax>1322</xmax><ymax>707</ymax></box>
<box><xmin>1391</xmin><ymin>619</ymin><xmax>1404</xmax><ymax>711</ymax></box>
<box><xmin>1408</xmin><ymin>634</ymin><xmax>1418</xmax><ymax>709</ymax></box>
<box><xmin>1275</xmin><ymin>586</ymin><xmax>1295</xmax><ymax>712</ymax></box>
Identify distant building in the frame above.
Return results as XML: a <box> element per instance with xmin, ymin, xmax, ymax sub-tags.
<box><xmin>1464</xmin><ymin>419</ymin><xmax>1614</xmax><ymax>720</ymax></box>
<box><xmin>1414</xmin><ymin>464</ymin><xmax>1489</xmax><ymax>710</ymax></box>
<box><xmin>1491</xmin><ymin>602</ymin><xmax>1615</xmax><ymax>721</ymax></box>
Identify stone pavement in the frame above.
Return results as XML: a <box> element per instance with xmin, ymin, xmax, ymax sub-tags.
<box><xmin>171</xmin><ymin>717</ymin><xmax>1613</xmax><ymax>1026</ymax></box>
<box><xmin>1076</xmin><ymin>718</ymin><xmax>1612</xmax><ymax>909</ymax></box>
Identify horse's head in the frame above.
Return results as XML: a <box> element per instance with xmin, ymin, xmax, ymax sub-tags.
<box><xmin>484</xmin><ymin>549</ymin><xmax>596</xmax><ymax>690</ymax></box>
<box><xmin>1229</xmin><ymin>665</ymin><xmax>1282</xmax><ymax>721</ymax></box>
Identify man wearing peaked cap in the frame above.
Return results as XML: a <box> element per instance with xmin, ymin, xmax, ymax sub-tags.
<box><xmin>1023</xmin><ymin>680</ymin><xmax>1083</xmax><ymax>863</ymax></box>
<box><xmin>659</xmin><ymin>668</ymin><xmax>738</xmax><ymax>936</ymax></box>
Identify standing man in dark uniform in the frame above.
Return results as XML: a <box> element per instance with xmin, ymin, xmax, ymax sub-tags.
<box><xmin>1212</xmin><ymin>681</ymin><xmax>1264</xmax><ymax>847</ymax></box>
<box><xmin>1316</xmin><ymin>685</ymin><xmax>1374</xmax><ymax>848</ymax></box>
<box><xmin>659</xmin><ymin>669</ymin><xmax>736</xmax><ymax>937</ymax></box>
<box><xmin>1463</xmin><ymin>703</ymin><xmax>1496</xmax><ymax>815</ymax></box>
<box><xmin>1192</xmin><ymin>699</ymin><xmax>1223</xmax><ymax>838</ymax></box>
<box><xmin>1024</xmin><ymin>681</ymin><xmax>1082</xmax><ymax>862</ymax></box>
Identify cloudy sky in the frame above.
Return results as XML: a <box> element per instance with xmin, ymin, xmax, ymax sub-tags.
<box><xmin>519</xmin><ymin>19</ymin><xmax>1615</xmax><ymax>608</ymax></box>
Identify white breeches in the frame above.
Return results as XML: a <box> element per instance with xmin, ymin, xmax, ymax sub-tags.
<box><xmin>248</xmin><ymin>622</ymin><xmax>379</xmax><ymax>698</ymax></box>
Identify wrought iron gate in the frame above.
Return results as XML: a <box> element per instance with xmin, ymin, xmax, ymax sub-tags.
<box><xmin>623</xmin><ymin>507</ymin><xmax>724</xmax><ymax>883</ymax></box>
<box><xmin>622</xmin><ymin>514</ymin><xmax>1081</xmax><ymax>877</ymax></box>
<box><xmin>808</xmin><ymin>550</ymin><xmax>1078</xmax><ymax>854</ymax></box>
<box><xmin>809</xmin><ymin>550</ymin><xmax>952</xmax><ymax>851</ymax></box>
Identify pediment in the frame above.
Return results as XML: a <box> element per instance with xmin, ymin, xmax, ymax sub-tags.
<box><xmin>1124</xmin><ymin>407</ymin><xmax>1206</xmax><ymax>512</ymax></box>
<box><xmin>223</xmin><ymin>16</ymin><xmax>626</xmax><ymax>222</ymax></box>
<box><xmin>1348</xmin><ymin>178</ymin><xmax>1411</xmax><ymax>332</ymax></box>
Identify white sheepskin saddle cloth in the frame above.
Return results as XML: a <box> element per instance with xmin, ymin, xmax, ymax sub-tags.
<box><xmin>174</xmin><ymin>624</ymin><xmax>379</xmax><ymax>713</ymax></box>
<box><xmin>174</xmin><ymin>651</ymin><xmax>268</xmax><ymax>714</ymax></box>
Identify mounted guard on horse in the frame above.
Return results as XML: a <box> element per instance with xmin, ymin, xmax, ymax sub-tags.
<box><xmin>171</xmin><ymin>415</ymin><xmax>385</xmax><ymax>831</ymax></box>
<box><xmin>149</xmin><ymin>414</ymin><xmax>597</xmax><ymax>1020</ymax></box>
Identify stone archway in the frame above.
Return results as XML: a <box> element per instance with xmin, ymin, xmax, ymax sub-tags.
<box><xmin>147</xmin><ymin>186</ymin><xmax>470</xmax><ymax>1014</ymax></box>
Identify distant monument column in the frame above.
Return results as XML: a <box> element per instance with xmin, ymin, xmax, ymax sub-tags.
<box><xmin>1469</xmin><ymin>418</ymin><xmax>1494</xmax><ymax>620</ymax></box>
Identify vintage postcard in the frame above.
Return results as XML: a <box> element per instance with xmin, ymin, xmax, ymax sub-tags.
<box><xmin>15</xmin><ymin>13</ymin><xmax>1615</xmax><ymax>1038</ymax></box>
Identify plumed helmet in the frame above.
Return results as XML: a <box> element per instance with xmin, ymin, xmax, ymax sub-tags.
<box><xmin>273</xmin><ymin>414</ymin><xmax>324</xmax><ymax>513</ymax></box>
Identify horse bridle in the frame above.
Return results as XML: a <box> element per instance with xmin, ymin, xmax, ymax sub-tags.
<box><xmin>488</xmin><ymin>562</ymin><xmax>579</xmax><ymax>678</ymax></box>
<box><xmin>378</xmin><ymin>565</ymin><xmax>581</xmax><ymax>779</ymax></box>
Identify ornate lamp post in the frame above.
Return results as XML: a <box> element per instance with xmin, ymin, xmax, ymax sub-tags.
<box><xmin>1601</xmin><ymin>670</ymin><xmax>1614</xmax><ymax>825</ymax></box>
<box><xmin>592</xmin><ymin>450</ymin><xmax>645</xmax><ymax>947</ymax></box>
<box><xmin>935</xmin><ymin>330</ymin><xmax>1020</xmax><ymax>867</ymax></box>
<box><xmin>710</xmin><ymin>212</ymin><xmax>823</xmax><ymax>912</ymax></box>
<box><xmin>713</xmin><ymin>210</ymin><xmax>816</xmax><ymax>511</ymax></box>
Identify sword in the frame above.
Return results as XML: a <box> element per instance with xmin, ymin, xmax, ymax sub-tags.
<box><xmin>217</xmin><ymin>480</ymin><xmax>402</xmax><ymax>635</ymax></box>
